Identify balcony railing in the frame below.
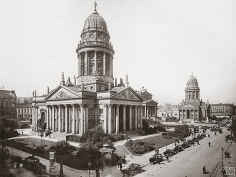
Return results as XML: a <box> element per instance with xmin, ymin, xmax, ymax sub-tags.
<box><xmin>77</xmin><ymin>41</ymin><xmax>113</xmax><ymax>50</ymax></box>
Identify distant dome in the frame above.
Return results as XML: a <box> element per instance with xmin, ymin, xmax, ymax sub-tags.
<box><xmin>83</xmin><ymin>12</ymin><xmax>108</xmax><ymax>33</ymax></box>
<box><xmin>186</xmin><ymin>75</ymin><xmax>199</xmax><ymax>88</ymax></box>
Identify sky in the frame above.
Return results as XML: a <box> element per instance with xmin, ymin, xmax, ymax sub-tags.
<box><xmin>0</xmin><ymin>0</ymin><xmax>235</xmax><ymax>105</ymax></box>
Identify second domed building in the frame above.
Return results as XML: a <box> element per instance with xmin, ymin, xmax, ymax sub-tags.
<box><xmin>178</xmin><ymin>74</ymin><xmax>210</xmax><ymax>122</ymax></box>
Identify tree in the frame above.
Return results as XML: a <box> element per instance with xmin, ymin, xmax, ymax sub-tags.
<box><xmin>37</xmin><ymin>118</ymin><xmax>46</xmax><ymax>131</ymax></box>
<box><xmin>0</xmin><ymin>118</ymin><xmax>18</xmax><ymax>140</ymax></box>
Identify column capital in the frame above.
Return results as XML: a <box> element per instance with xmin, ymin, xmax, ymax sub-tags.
<box><xmin>72</xmin><ymin>104</ymin><xmax>78</xmax><ymax>108</ymax></box>
<box><xmin>116</xmin><ymin>104</ymin><xmax>120</xmax><ymax>108</ymax></box>
<box><xmin>108</xmin><ymin>104</ymin><xmax>113</xmax><ymax>108</ymax></box>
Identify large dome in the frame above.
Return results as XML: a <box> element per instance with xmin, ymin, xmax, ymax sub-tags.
<box><xmin>186</xmin><ymin>75</ymin><xmax>199</xmax><ymax>88</ymax></box>
<box><xmin>76</xmin><ymin>4</ymin><xmax>114</xmax><ymax>54</ymax></box>
<box><xmin>83</xmin><ymin>12</ymin><xmax>108</xmax><ymax>33</ymax></box>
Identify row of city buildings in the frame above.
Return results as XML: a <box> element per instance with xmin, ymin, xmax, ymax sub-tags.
<box><xmin>1</xmin><ymin>4</ymin><xmax>235</xmax><ymax>134</ymax></box>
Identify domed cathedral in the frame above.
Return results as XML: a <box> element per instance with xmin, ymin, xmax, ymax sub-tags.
<box><xmin>178</xmin><ymin>74</ymin><xmax>210</xmax><ymax>122</ymax></box>
<box><xmin>31</xmin><ymin>2</ymin><xmax>158</xmax><ymax>135</ymax></box>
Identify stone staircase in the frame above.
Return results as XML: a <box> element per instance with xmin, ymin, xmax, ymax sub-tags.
<box><xmin>124</xmin><ymin>131</ymin><xmax>143</xmax><ymax>139</ymax></box>
<box><xmin>49</xmin><ymin>131</ymin><xmax>67</xmax><ymax>140</ymax></box>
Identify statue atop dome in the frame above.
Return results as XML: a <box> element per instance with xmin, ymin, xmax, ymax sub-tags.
<box><xmin>94</xmin><ymin>1</ymin><xmax>97</xmax><ymax>13</ymax></box>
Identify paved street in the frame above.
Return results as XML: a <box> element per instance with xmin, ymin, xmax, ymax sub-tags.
<box><xmin>136</xmin><ymin>127</ymin><xmax>235</xmax><ymax>177</ymax></box>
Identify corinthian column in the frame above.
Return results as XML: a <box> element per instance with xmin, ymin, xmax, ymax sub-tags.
<box><xmin>72</xmin><ymin>105</ymin><xmax>76</xmax><ymax>134</ymax></box>
<box><xmin>103</xmin><ymin>104</ymin><xmax>107</xmax><ymax>133</ymax></box>
<box><xmin>129</xmin><ymin>106</ymin><xmax>132</xmax><ymax>131</ymax></box>
<box><xmin>103</xmin><ymin>52</ymin><xmax>106</xmax><ymax>75</ymax></box>
<box><xmin>58</xmin><ymin>105</ymin><xmax>61</xmax><ymax>132</ymax></box>
<box><xmin>94</xmin><ymin>51</ymin><xmax>97</xmax><ymax>74</ymax></box>
<box><xmin>116</xmin><ymin>105</ymin><xmax>120</xmax><ymax>134</ymax></box>
<box><xmin>123</xmin><ymin>105</ymin><xmax>126</xmax><ymax>132</ymax></box>
<box><xmin>78</xmin><ymin>53</ymin><xmax>81</xmax><ymax>76</ymax></box>
<box><xmin>135</xmin><ymin>106</ymin><xmax>138</xmax><ymax>130</ymax></box>
<box><xmin>80</xmin><ymin>104</ymin><xmax>84</xmax><ymax>134</ymax></box>
<box><xmin>46</xmin><ymin>106</ymin><xmax>49</xmax><ymax>130</ymax></box>
<box><xmin>108</xmin><ymin>104</ymin><xmax>112</xmax><ymax>134</ymax></box>
<box><xmin>52</xmin><ymin>106</ymin><xmax>55</xmax><ymax>131</ymax></box>
<box><xmin>65</xmin><ymin>105</ymin><xmax>68</xmax><ymax>133</ymax></box>
<box><xmin>85</xmin><ymin>52</ymin><xmax>88</xmax><ymax>75</ymax></box>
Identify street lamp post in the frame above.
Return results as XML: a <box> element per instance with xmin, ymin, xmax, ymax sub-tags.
<box><xmin>221</xmin><ymin>147</ymin><xmax>224</xmax><ymax>167</ymax></box>
<box><xmin>88</xmin><ymin>161</ymin><xmax>91</xmax><ymax>177</ymax></box>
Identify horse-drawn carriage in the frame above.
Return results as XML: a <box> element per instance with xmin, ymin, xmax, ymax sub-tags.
<box><xmin>173</xmin><ymin>145</ymin><xmax>184</xmax><ymax>153</ymax></box>
<box><xmin>121</xmin><ymin>163</ymin><xmax>141</xmax><ymax>176</ymax></box>
<box><xmin>186</xmin><ymin>140</ymin><xmax>195</xmax><ymax>146</ymax></box>
<box><xmin>23</xmin><ymin>155</ymin><xmax>46</xmax><ymax>175</ymax></box>
<box><xmin>181</xmin><ymin>142</ymin><xmax>191</xmax><ymax>149</ymax></box>
<box><xmin>164</xmin><ymin>149</ymin><xmax>177</xmax><ymax>157</ymax></box>
<box><xmin>149</xmin><ymin>154</ymin><xmax>163</xmax><ymax>165</ymax></box>
<box><xmin>225</xmin><ymin>134</ymin><xmax>234</xmax><ymax>142</ymax></box>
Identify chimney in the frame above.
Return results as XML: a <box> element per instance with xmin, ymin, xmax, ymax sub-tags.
<box><xmin>47</xmin><ymin>87</ymin><xmax>49</xmax><ymax>94</ymax></box>
<box><xmin>115</xmin><ymin>77</ymin><xmax>117</xmax><ymax>86</ymax></box>
<box><xmin>74</xmin><ymin>75</ymin><xmax>76</xmax><ymax>86</ymax></box>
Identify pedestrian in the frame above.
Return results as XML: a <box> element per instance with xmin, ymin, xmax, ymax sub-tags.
<box><xmin>101</xmin><ymin>161</ymin><xmax>104</xmax><ymax>171</ymax></box>
<box><xmin>222</xmin><ymin>168</ymin><xmax>226</xmax><ymax>175</ymax></box>
<box><xmin>119</xmin><ymin>162</ymin><xmax>122</xmax><ymax>171</ymax></box>
<box><xmin>166</xmin><ymin>155</ymin><xmax>169</xmax><ymax>162</ymax></box>
<box><xmin>208</xmin><ymin>142</ymin><xmax>211</xmax><ymax>147</ymax></box>
<box><xmin>203</xmin><ymin>166</ymin><xmax>207</xmax><ymax>174</ymax></box>
<box><xmin>215</xmin><ymin>132</ymin><xmax>216</xmax><ymax>136</ymax></box>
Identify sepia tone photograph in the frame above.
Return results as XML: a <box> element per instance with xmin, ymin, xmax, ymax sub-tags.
<box><xmin>0</xmin><ymin>0</ymin><xmax>235</xmax><ymax>176</ymax></box>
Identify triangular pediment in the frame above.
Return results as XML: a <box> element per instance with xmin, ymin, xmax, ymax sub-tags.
<box><xmin>47</xmin><ymin>86</ymin><xmax>81</xmax><ymax>100</ymax></box>
<box><xmin>111</xmin><ymin>87</ymin><xmax>142</xmax><ymax>101</ymax></box>
<box><xmin>179</xmin><ymin>104</ymin><xmax>198</xmax><ymax>110</ymax></box>
<box><xmin>145</xmin><ymin>100</ymin><xmax>158</xmax><ymax>105</ymax></box>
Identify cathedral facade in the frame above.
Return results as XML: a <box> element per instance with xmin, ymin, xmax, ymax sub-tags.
<box><xmin>178</xmin><ymin>74</ymin><xmax>210</xmax><ymax>122</ymax></box>
<box><xmin>31</xmin><ymin>4</ymin><xmax>158</xmax><ymax>135</ymax></box>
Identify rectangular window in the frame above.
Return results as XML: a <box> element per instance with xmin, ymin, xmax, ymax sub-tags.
<box><xmin>99</xmin><ymin>109</ymin><xmax>103</xmax><ymax>114</ymax></box>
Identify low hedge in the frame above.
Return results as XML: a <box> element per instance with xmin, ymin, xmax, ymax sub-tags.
<box><xmin>124</xmin><ymin>140</ymin><xmax>155</xmax><ymax>155</ymax></box>
<box><xmin>67</xmin><ymin>133</ymin><xmax>125</xmax><ymax>143</ymax></box>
